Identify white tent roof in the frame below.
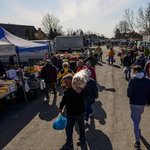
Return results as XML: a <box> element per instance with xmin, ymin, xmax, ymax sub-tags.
<box><xmin>0</xmin><ymin>41</ymin><xmax>16</xmax><ymax>56</ymax></box>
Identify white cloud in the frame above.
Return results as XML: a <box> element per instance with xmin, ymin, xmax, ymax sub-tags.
<box><xmin>1</xmin><ymin>0</ymin><xmax>46</xmax><ymax>29</ymax></box>
<box><xmin>0</xmin><ymin>0</ymin><xmax>138</xmax><ymax>37</ymax></box>
<box><xmin>57</xmin><ymin>0</ymin><xmax>78</xmax><ymax>22</ymax></box>
<box><xmin>56</xmin><ymin>0</ymin><xmax>137</xmax><ymax>37</ymax></box>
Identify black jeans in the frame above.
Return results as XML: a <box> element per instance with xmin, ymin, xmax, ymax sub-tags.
<box><xmin>66</xmin><ymin>113</ymin><xmax>85</xmax><ymax>143</ymax></box>
<box><xmin>45</xmin><ymin>82</ymin><xmax>57</xmax><ymax>99</ymax></box>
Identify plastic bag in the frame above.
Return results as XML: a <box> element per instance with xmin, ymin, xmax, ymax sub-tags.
<box><xmin>106</xmin><ymin>56</ymin><xmax>109</xmax><ymax>61</ymax></box>
<box><xmin>123</xmin><ymin>67</ymin><xmax>128</xmax><ymax>73</ymax></box>
<box><xmin>53</xmin><ymin>115</ymin><xmax>67</xmax><ymax>130</ymax></box>
<box><xmin>72</xmin><ymin>68</ymin><xmax>89</xmax><ymax>90</ymax></box>
<box><xmin>113</xmin><ymin>58</ymin><xmax>116</xmax><ymax>62</ymax></box>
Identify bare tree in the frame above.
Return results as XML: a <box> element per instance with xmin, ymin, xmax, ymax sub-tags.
<box><xmin>137</xmin><ymin>3</ymin><xmax>150</xmax><ymax>34</ymax></box>
<box><xmin>66</xmin><ymin>28</ymin><xmax>74</xmax><ymax>36</ymax></box>
<box><xmin>41</xmin><ymin>13</ymin><xmax>63</xmax><ymax>39</ymax></box>
<box><xmin>119</xmin><ymin>20</ymin><xmax>131</xmax><ymax>33</ymax></box>
<box><xmin>124</xmin><ymin>9</ymin><xmax>135</xmax><ymax>32</ymax></box>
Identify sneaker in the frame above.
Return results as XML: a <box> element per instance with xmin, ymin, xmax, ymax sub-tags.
<box><xmin>111</xmin><ymin>63</ymin><xmax>113</xmax><ymax>65</ymax></box>
<box><xmin>84</xmin><ymin>120</ymin><xmax>88</xmax><ymax>125</ymax></box>
<box><xmin>61</xmin><ymin>142</ymin><xmax>73</xmax><ymax>150</ymax></box>
<box><xmin>134</xmin><ymin>141</ymin><xmax>140</xmax><ymax>150</ymax></box>
<box><xmin>89</xmin><ymin>113</ymin><xmax>93</xmax><ymax>117</ymax></box>
<box><xmin>108</xmin><ymin>63</ymin><xmax>110</xmax><ymax>65</ymax></box>
<box><xmin>77</xmin><ymin>137</ymin><xmax>86</xmax><ymax>146</ymax></box>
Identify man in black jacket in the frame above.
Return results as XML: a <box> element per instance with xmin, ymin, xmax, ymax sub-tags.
<box><xmin>59</xmin><ymin>74</ymin><xmax>91</xmax><ymax>150</ymax></box>
<box><xmin>123</xmin><ymin>52</ymin><xmax>132</xmax><ymax>80</ymax></box>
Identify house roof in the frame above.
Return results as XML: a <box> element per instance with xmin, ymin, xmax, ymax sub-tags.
<box><xmin>125</xmin><ymin>32</ymin><xmax>142</xmax><ymax>39</ymax></box>
<box><xmin>0</xmin><ymin>23</ymin><xmax>38</xmax><ymax>39</ymax></box>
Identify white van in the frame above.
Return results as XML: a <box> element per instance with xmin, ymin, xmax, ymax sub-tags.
<box><xmin>137</xmin><ymin>41</ymin><xmax>150</xmax><ymax>49</ymax></box>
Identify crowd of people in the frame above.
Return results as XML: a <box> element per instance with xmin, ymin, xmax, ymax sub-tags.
<box><xmin>40</xmin><ymin>48</ymin><xmax>100</xmax><ymax>149</ymax></box>
<box><xmin>40</xmin><ymin>44</ymin><xmax>150</xmax><ymax>150</ymax></box>
<box><xmin>117</xmin><ymin>45</ymin><xmax>150</xmax><ymax>80</ymax></box>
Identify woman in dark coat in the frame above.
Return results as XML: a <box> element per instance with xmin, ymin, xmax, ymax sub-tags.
<box><xmin>0</xmin><ymin>60</ymin><xmax>5</xmax><ymax>76</ymax></box>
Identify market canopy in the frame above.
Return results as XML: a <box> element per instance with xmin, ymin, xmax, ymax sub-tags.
<box><xmin>0</xmin><ymin>41</ymin><xmax>16</xmax><ymax>56</ymax></box>
<box><xmin>0</xmin><ymin>27</ymin><xmax>49</xmax><ymax>53</ymax></box>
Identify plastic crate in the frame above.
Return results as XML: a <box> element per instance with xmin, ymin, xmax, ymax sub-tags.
<box><xmin>28</xmin><ymin>78</ymin><xmax>41</xmax><ymax>89</ymax></box>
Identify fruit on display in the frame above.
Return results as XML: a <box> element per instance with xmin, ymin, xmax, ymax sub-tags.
<box><xmin>0</xmin><ymin>87</ymin><xmax>9</xmax><ymax>92</ymax></box>
<box><xmin>0</xmin><ymin>80</ymin><xmax>15</xmax><ymax>85</ymax></box>
<box><xmin>25</xmin><ymin>67</ymin><xmax>38</xmax><ymax>73</ymax></box>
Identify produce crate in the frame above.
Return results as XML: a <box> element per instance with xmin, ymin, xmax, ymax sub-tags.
<box><xmin>28</xmin><ymin>78</ymin><xmax>41</xmax><ymax>89</ymax></box>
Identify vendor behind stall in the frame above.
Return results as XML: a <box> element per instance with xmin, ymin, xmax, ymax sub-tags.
<box><xmin>51</xmin><ymin>53</ymin><xmax>58</xmax><ymax>68</ymax></box>
<box><xmin>9</xmin><ymin>55</ymin><xmax>16</xmax><ymax>69</ymax></box>
<box><xmin>0</xmin><ymin>60</ymin><xmax>5</xmax><ymax>76</ymax></box>
<box><xmin>68</xmin><ymin>47</ymin><xmax>73</xmax><ymax>54</ymax></box>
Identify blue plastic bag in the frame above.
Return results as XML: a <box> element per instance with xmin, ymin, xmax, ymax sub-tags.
<box><xmin>53</xmin><ymin>115</ymin><xmax>67</xmax><ymax>130</ymax></box>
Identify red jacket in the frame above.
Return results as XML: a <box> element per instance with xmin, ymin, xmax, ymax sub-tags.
<box><xmin>84</xmin><ymin>66</ymin><xmax>97</xmax><ymax>82</ymax></box>
<box><xmin>145</xmin><ymin>61</ymin><xmax>150</xmax><ymax>76</ymax></box>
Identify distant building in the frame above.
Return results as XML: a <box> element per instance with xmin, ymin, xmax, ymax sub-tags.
<box><xmin>0</xmin><ymin>23</ymin><xmax>48</xmax><ymax>40</ymax></box>
<box><xmin>125</xmin><ymin>32</ymin><xmax>142</xmax><ymax>41</ymax></box>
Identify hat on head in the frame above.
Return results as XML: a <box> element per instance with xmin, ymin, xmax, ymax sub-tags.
<box><xmin>127</xmin><ymin>51</ymin><xmax>131</xmax><ymax>54</ymax></box>
<box><xmin>47</xmin><ymin>59</ymin><xmax>51</xmax><ymax>63</ymax></box>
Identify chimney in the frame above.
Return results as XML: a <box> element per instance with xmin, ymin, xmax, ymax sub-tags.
<box><xmin>38</xmin><ymin>28</ymin><xmax>42</xmax><ymax>40</ymax></box>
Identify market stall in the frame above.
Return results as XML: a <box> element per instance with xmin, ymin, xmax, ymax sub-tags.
<box><xmin>58</xmin><ymin>51</ymin><xmax>86</xmax><ymax>70</ymax></box>
<box><xmin>0</xmin><ymin>27</ymin><xmax>49</xmax><ymax>107</ymax></box>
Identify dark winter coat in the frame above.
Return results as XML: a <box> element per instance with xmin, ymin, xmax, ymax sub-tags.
<box><xmin>134</xmin><ymin>55</ymin><xmax>146</xmax><ymax>69</ymax></box>
<box><xmin>51</xmin><ymin>57</ymin><xmax>58</xmax><ymax>67</ymax></box>
<box><xmin>59</xmin><ymin>87</ymin><xmax>91</xmax><ymax>116</ymax></box>
<box><xmin>123</xmin><ymin>56</ymin><xmax>132</xmax><ymax>67</ymax></box>
<box><xmin>57</xmin><ymin>59</ymin><xmax>63</xmax><ymax>71</ymax></box>
<box><xmin>127</xmin><ymin>73</ymin><xmax>150</xmax><ymax>105</ymax></box>
<box><xmin>9</xmin><ymin>56</ymin><xmax>14</xmax><ymax>65</ymax></box>
<box><xmin>41</xmin><ymin>64</ymin><xmax>57</xmax><ymax>83</ymax></box>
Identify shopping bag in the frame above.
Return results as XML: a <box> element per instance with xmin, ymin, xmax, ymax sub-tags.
<box><xmin>113</xmin><ymin>58</ymin><xmax>116</xmax><ymax>62</ymax></box>
<box><xmin>106</xmin><ymin>56</ymin><xmax>109</xmax><ymax>61</ymax></box>
<box><xmin>53</xmin><ymin>115</ymin><xmax>67</xmax><ymax>130</ymax></box>
<box><xmin>72</xmin><ymin>68</ymin><xmax>89</xmax><ymax>90</ymax></box>
<box><xmin>123</xmin><ymin>67</ymin><xmax>128</xmax><ymax>73</ymax></box>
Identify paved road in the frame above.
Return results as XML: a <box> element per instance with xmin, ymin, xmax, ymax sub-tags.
<box><xmin>0</xmin><ymin>46</ymin><xmax>150</xmax><ymax>150</ymax></box>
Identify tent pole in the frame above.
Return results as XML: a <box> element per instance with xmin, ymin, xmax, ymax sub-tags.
<box><xmin>17</xmin><ymin>53</ymin><xmax>28</xmax><ymax>106</ymax></box>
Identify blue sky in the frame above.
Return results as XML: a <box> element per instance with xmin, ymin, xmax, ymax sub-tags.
<box><xmin>0</xmin><ymin>0</ymin><xmax>149</xmax><ymax>37</ymax></box>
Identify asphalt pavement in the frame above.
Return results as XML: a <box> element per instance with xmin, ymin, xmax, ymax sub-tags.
<box><xmin>0</xmin><ymin>46</ymin><xmax>150</xmax><ymax>150</ymax></box>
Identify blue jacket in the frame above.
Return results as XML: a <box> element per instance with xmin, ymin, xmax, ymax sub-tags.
<box><xmin>134</xmin><ymin>55</ymin><xmax>146</xmax><ymax>69</ymax></box>
<box><xmin>84</xmin><ymin>78</ymin><xmax>98</xmax><ymax>103</ymax></box>
<box><xmin>127</xmin><ymin>72</ymin><xmax>150</xmax><ymax>105</ymax></box>
<box><xmin>51</xmin><ymin>57</ymin><xmax>58</xmax><ymax>67</ymax></box>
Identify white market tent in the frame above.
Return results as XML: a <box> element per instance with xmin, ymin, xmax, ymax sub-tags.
<box><xmin>0</xmin><ymin>27</ymin><xmax>49</xmax><ymax>53</ymax></box>
<box><xmin>0</xmin><ymin>27</ymin><xmax>49</xmax><ymax>106</ymax></box>
<box><xmin>0</xmin><ymin>41</ymin><xmax>16</xmax><ymax>56</ymax></box>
